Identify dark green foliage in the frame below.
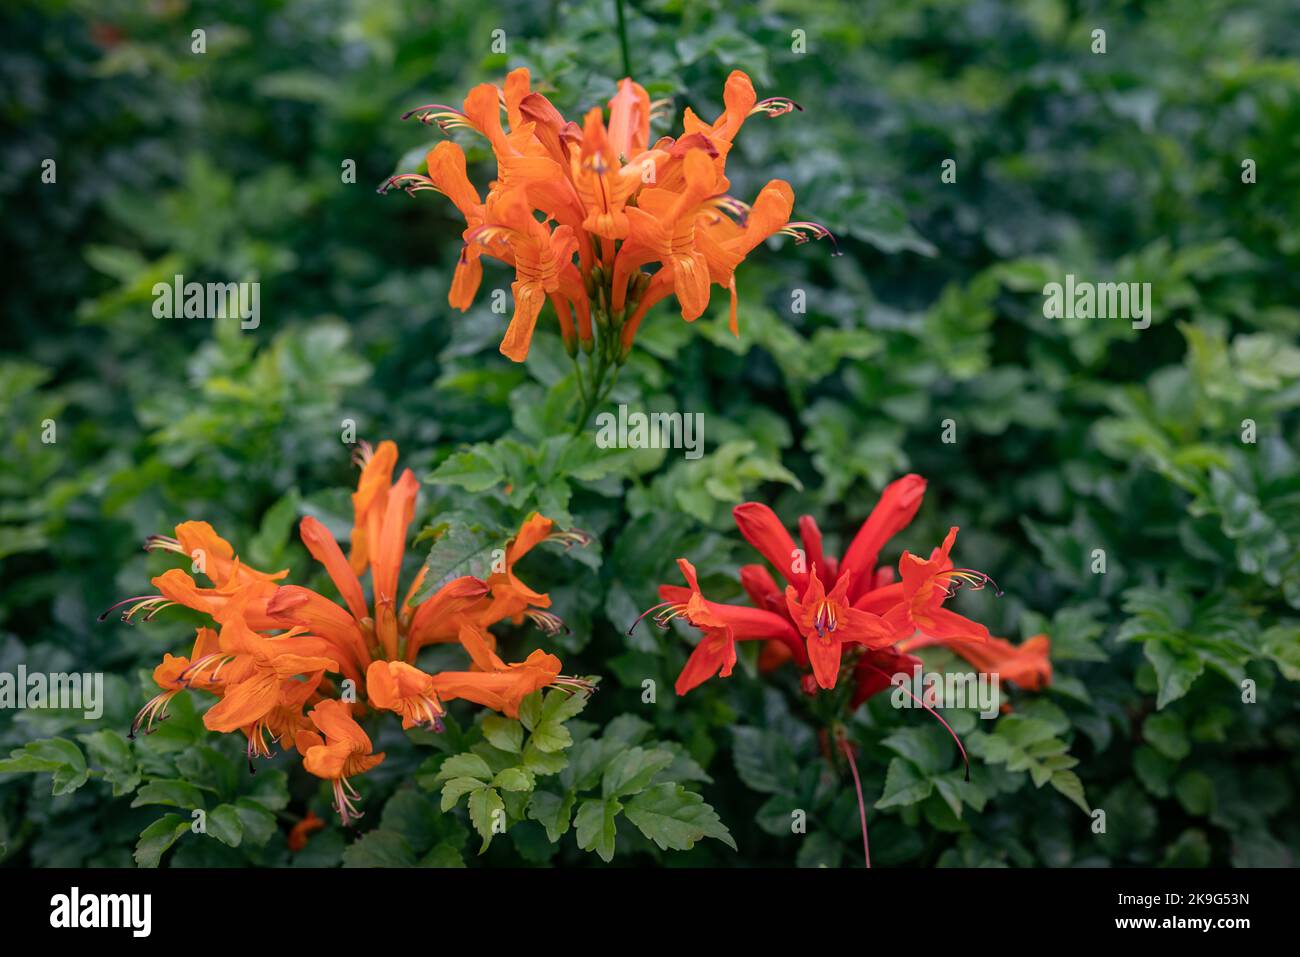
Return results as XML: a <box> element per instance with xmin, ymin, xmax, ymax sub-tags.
<box><xmin>1</xmin><ymin>0</ymin><xmax>1297</xmax><ymax>866</ymax></box>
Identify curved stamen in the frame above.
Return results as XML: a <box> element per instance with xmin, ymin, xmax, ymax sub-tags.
<box><xmin>143</xmin><ymin>534</ymin><xmax>184</xmax><ymax>556</ymax></box>
<box><xmin>376</xmin><ymin>172</ymin><xmax>445</xmax><ymax>197</ymax></box>
<box><xmin>837</xmin><ymin>734</ymin><xmax>871</xmax><ymax>868</ymax></box>
<box><xmin>628</xmin><ymin>600</ymin><xmax>691</xmax><ymax>635</ymax></box>
<box><xmin>705</xmin><ymin>194</ymin><xmax>751</xmax><ymax>227</ymax></box>
<box><xmin>648</xmin><ymin>98</ymin><xmax>674</xmax><ymax>123</ymax></box>
<box><xmin>547</xmin><ymin>527</ymin><xmax>594</xmax><ymax>550</ymax></box>
<box><xmin>129</xmin><ymin>691</ymin><xmax>177</xmax><ymax>739</ymax></box>
<box><xmin>553</xmin><ymin>675</ymin><xmax>596</xmax><ymax>695</ymax></box>
<box><xmin>400</xmin><ymin>103</ymin><xmax>474</xmax><ymax>134</ymax></box>
<box><xmin>463</xmin><ymin>223</ymin><xmax>521</xmax><ymax>248</ymax></box>
<box><xmin>779</xmin><ymin>221</ymin><xmax>841</xmax><ymax>256</ymax></box>
<box><xmin>750</xmin><ymin>96</ymin><xmax>803</xmax><ymax>118</ymax></box>
<box><xmin>934</xmin><ymin>568</ymin><xmax>1004</xmax><ymax>600</ymax></box>
<box><xmin>350</xmin><ymin>439</ymin><xmax>373</xmax><ymax>469</ymax></box>
<box><xmin>628</xmin><ymin>600</ymin><xmax>674</xmax><ymax>635</ymax></box>
<box><xmin>861</xmin><ymin>661</ymin><xmax>971</xmax><ymax>782</ymax></box>
<box><xmin>332</xmin><ymin>777</ymin><xmax>365</xmax><ymax>827</ymax></box>
<box><xmin>526</xmin><ymin>609</ymin><xmax>569</xmax><ymax>636</ymax></box>
<box><xmin>98</xmin><ymin>595</ymin><xmax>171</xmax><ymax>624</ymax></box>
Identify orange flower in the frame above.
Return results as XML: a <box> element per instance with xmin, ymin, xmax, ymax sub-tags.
<box><xmin>427</xmin><ymin>623</ymin><xmax>584</xmax><ymax>719</ymax></box>
<box><xmin>200</xmin><ymin>601</ymin><xmax>337</xmax><ymax>736</ymax></box>
<box><xmin>146</xmin><ymin>521</ymin><xmax>288</xmax><ymax>588</ymax></box>
<box><xmin>287</xmin><ymin>810</ymin><xmax>325</xmax><ymax>852</ymax></box>
<box><xmin>115</xmin><ymin>440</ymin><xmax>584</xmax><ymax>824</ymax></box>
<box><xmin>296</xmin><ymin>700</ymin><xmax>385</xmax><ymax>826</ymax></box>
<box><xmin>480</xmin><ymin>512</ymin><xmax>562</xmax><ymax>632</ymax></box>
<box><xmin>366</xmin><ymin>660</ymin><xmax>446</xmax><ymax>731</ymax></box>
<box><xmin>906</xmin><ymin>632</ymin><xmax>1053</xmax><ymax>692</ymax></box>
<box><xmin>383</xmin><ymin>68</ymin><xmax>832</xmax><ymax>425</ymax></box>
<box><xmin>130</xmin><ymin>627</ymin><xmax>223</xmax><ymax>737</ymax></box>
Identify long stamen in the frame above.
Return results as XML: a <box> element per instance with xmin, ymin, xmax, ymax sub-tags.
<box><xmin>376</xmin><ymin>172</ymin><xmax>445</xmax><ymax>197</ymax></box>
<box><xmin>463</xmin><ymin>223</ymin><xmax>521</xmax><ymax>248</ymax></box>
<box><xmin>705</xmin><ymin>194</ymin><xmax>751</xmax><ymax>227</ymax></box>
<box><xmin>351</xmin><ymin>440</ymin><xmax>374</xmax><ymax>469</ymax></box>
<box><xmin>547</xmin><ymin>527</ymin><xmax>594</xmax><ymax>550</ymax></box>
<box><xmin>648</xmin><ymin>98</ymin><xmax>673</xmax><ymax>123</ymax></box>
<box><xmin>861</xmin><ymin>662</ymin><xmax>971</xmax><ymax>781</ymax></box>
<box><xmin>935</xmin><ymin>568</ymin><xmax>1004</xmax><ymax>599</ymax></box>
<box><xmin>400</xmin><ymin>103</ymin><xmax>474</xmax><ymax>134</ymax></box>
<box><xmin>525</xmin><ymin>609</ymin><xmax>569</xmax><ymax>636</ymax></box>
<box><xmin>779</xmin><ymin>221</ymin><xmax>841</xmax><ymax>256</ymax></box>
<box><xmin>837</xmin><ymin>734</ymin><xmax>871</xmax><ymax>868</ymax></box>
<box><xmin>129</xmin><ymin>691</ymin><xmax>177</xmax><ymax>739</ymax></box>
<box><xmin>750</xmin><ymin>96</ymin><xmax>803</xmax><ymax>118</ymax></box>
<box><xmin>98</xmin><ymin>595</ymin><xmax>171</xmax><ymax>624</ymax></box>
<box><xmin>553</xmin><ymin>675</ymin><xmax>596</xmax><ymax>695</ymax></box>
<box><xmin>628</xmin><ymin>600</ymin><xmax>676</xmax><ymax>635</ymax></box>
<box><xmin>143</xmin><ymin>535</ymin><xmax>184</xmax><ymax>555</ymax></box>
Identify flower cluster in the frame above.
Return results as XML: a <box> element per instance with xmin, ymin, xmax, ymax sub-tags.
<box><xmin>112</xmin><ymin>441</ymin><xmax>587</xmax><ymax>825</ymax></box>
<box><xmin>380</xmin><ymin>68</ymin><xmax>831</xmax><ymax>421</ymax></box>
<box><xmin>639</xmin><ymin>474</ymin><xmax>1051</xmax><ymax>708</ymax></box>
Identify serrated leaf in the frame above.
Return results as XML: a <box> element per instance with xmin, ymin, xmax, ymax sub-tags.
<box><xmin>206</xmin><ymin>804</ymin><xmax>244</xmax><ymax>847</ymax></box>
<box><xmin>574</xmin><ymin>798</ymin><xmax>621</xmax><ymax>862</ymax></box>
<box><xmin>624</xmin><ymin>783</ymin><xmax>736</xmax><ymax>852</ymax></box>
<box><xmin>493</xmin><ymin>767</ymin><xmax>536</xmax><ymax>792</ymax></box>
<box><xmin>435</xmin><ymin>753</ymin><xmax>494</xmax><ymax>782</ymax></box>
<box><xmin>134</xmin><ymin>814</ymin><xmax>190</xmax><ymax>868</ymax></box>
<box><xmin>875</xmin><ymin>758</ymin><xmax>934</xmax><ymax>809</ymax></box>
<box><xmin>601</xmin><ymin>747</ymin><xmax>675</xmax><ymax>799</ymax></box>
<box><xmin>468</xmin><ymin>787</ymin><xmax>505</xmax><ymax>853</ymax></box>
<box><xmin>440</xmin><ymin>776</ymin><xmax>486</xmax><ymax>812</ymax></box>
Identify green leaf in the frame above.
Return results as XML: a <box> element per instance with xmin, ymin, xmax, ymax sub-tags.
<box><xmin>574</xmin><ymin>798</ymin><xmax>621</xmax><ymax>863</ymax></box>
<box><xmin>875</xmin><ymin>758</ymin><xmax>934</xmax><ymax>809</ymax></box>
<box><xmin>435</xmin><ymin>753</ymin><xmax>494</xmax><ymax>782</ymax></box>
<box><xmin>206</xmin><ymin>804</ymin><xmax>244</xmax><ymax>847</ymax></box>
<box><xmin>131</xmin><ymin>779</ymin><xmax>208</xmax><ymax>811</ymax></box>
<box><xmin>134</xmin><ymin>814</ymin><xmax>191</xmax><ymax>868</ymax></box>
<box><xmin>343</xmin><ymin>830</ymin><xmax>417</xmax><ymax>868</ymax></box>
<box><xmin>0</xmin><ymin>737</ymin><xmax>89</xmax><ymax>795</ymax></box>
<box><xmin>528</xmin><ymin>721</ymin><xmax>573</xmax><ymax>754</ymax></box>
<box><xmin>1142</xmin><ymin>712</ymin><xmax>1190</xmax><ymax>760</ymax></box>
<box><xmin>78</xmin><ymin>730</ymin><xmax>140</xmax><ymax>797</ymax></box>
<box><xmin>527</xmin><ymin>789</ymin><xmax>576</xmax><ymax>842</ymax></box>
<box><xmin>1144</xmin><ymin>641</ymin><xmax>1205</xmax><ymax>709</ymax></box>
<box><xmin>601</xmin><ymin>747</ymin><xmax>675</xmax><ymax>799</ymax></box>
<box><xmin>468</xmin><ymin>787</ymin><xmax>505</xmax><ymax>853</ymax></box>
<box><xmin>482</xmin><ymin>715</ymin><xmax>524</xmax><ymax>753</ymax></box>
<box><xmin>427</xmin><ymin>448</ymin><xmax>505</xmax><ymax>493</ymax></box>
<box><xmin>624</xmin><ymin>783</ymin><xmax>736</xmax><ymax>852</ymax></box>
<box><xmin>493</xmin><ymin>767</ymin><xmax>536</xmax><ymax>793</ymax></box>
<box><xmin>440</xmin><ymin>776</ymin><xmax>486</xmax><ymax>812</ymax></box>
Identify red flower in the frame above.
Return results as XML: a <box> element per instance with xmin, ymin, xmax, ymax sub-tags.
<box><xmin>650</xmin><ymin>474</ymin><xmax>1006</xmax><ymax>697</ymax></box>
<box><xmin>638</xmin><ymin>558</ymin><xmax>804</xmax><ymax>695</ymax></box>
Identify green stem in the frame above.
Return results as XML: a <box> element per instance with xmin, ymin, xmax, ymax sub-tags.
<box><xmin>614</xmin><ymin>0</ymin><xmax>632</xmax><ymax>78</ymax></box>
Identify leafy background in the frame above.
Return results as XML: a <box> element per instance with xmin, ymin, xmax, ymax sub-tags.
<box><xmin>1</xmin><ymin>0</ymin><xmax>1298</xmax><ymax>867</ymax></box>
